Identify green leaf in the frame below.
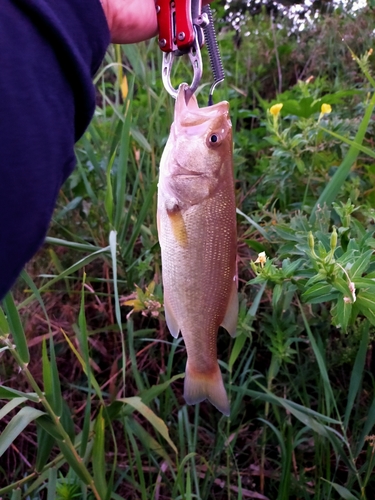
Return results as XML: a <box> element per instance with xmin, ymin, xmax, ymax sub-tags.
<box><xmin>355</xmin><ymin>396</ymin><xmax>375</xmax><ymax>457</ymax></box>
<box><xmin>0</xmin><ymin>398</ymin><xmax>27</xmax><ymax>420</ymax></box>
<box><xmin>344</xmin><ymin>322</ymin><xmax>369</xmax><ymax>429</ymax></box>
<box><xmin>236</xmin><ymin>208</ymin><xmax>270</xmax><ymax>241</ymax></box>
<box><xmin>356</xmin><ymin>291</ymin><xmax>375</xmax><ymax>325</ymax></box>
<box><xmin>229</xmin><ymin>333</ymin><xmax>247</xmax><ymax>372</ymax></box>
<box><xmin>120</xmin><ymin>396</ymin><xmax>178</xmax><ymax>454</ymax></box>
<box><xmin>35</xmin><ymin>426</ymin><xmax>55</xmax><ymax>473</ymax></box>
<box><xmin>302</xmin><ymin>283</ymin><xmax>333</xmax><ymax>302</ymax></box>
<box><xmin>332</xmin><ymin>277</ymin><xmax>352</xmax><ymax>297</ymax></box>
<box><xmin>0</xmin><ymin>386</ymin><xmax>39</xmax><ymax>402</ymax></box>
<box><xmin>105</xmin><ymin>149</ymin><xmax>116</xmax><ymax>225</ymax></box>
<box><xmin>10</xmin><ymin>489</ymin><xmax>21</xmax><ymax>500</ymax></box>
<box><xmin>348</xmin><ymin>249</ymin><xmax>373</xmax><ymax>278</ymax></box>
<box><xmin>0</xmin><ymin>407</ymin><xmax>45</xmax><ymax>458</ymax></box>
<box><xmin>130</xmin><ymin>126</ymin><xmax>152</xmax><ymax>152</ymax></box>
<box><xmin>299</xmin><ymin>301</ymin><xmax>335</xmax><ymax>412</ymax></box>
<box><xmin>57</xmin><ymin>439</ymin><xmax>93</xmax><ymax>486</ymax></box>
<box><xmin>3</xmin><ymin>293</ymin><xmax>29</xmax><ymax>365</ymax></box>
<box><xmin>36</xmin><ymin>415</ymin><xmax>64</xmax><ymax>441</ymax></box>
<box><xmin>352</xmin><ymin>277</ymin><xmax>375</xmax><ymax>291</ymax></box>
<box><xmin>0</xmin><ymin>306</ymin><xmax>8</xmax><ymax>334</ymax></box>
<box><xmin>325</xmin><ymin>481</ymin><xmax>359</xmax><ymax>500</ymax></box>
<box><xmin>47</xmin><ymin>468</ymin><xmax>58</xmax><ymax>500</ymax></box>
<box><xmin>77</xmin><ymin>274</ymin><xmax>92</xmax><ymax>457</ymax></box>
<box><xmin>19</xmin><ymin>246</ymin><xmax>111</xmax><ymax>309</ymax></box>
<box><xmin>311</xmin><ymin>91</ymin><xmax>375</xmax><ymax>222</ymax></box>
<box><xmin>42</xmin><ymin>339</ymin><xmax>62</xmax><ymax>417</ymax></box>
<box><xmin>114</xmin><ymin>96</ymin><xmax>132</xmax><ymax>230</ymax></box>
<box><xmin>127</xmin><ymin>418</ymin><xmax>172</xmax><ymax>463</ymax></box>
<box><xmin>93</xmin><ymin>407</ymin><xmax>107</xmax><ymax>499</ymax></box>
<box><xmin>335</xmin><ymin>297</ymin><xmax>352</xmax><ymax>330</ymax></box>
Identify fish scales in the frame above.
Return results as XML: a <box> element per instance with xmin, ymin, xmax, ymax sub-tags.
<box><xmin>157</xmin><ymin>84</ymin><xmax>238</xmax><ymax>416</ymax></box>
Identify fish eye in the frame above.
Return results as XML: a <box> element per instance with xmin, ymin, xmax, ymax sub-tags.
<box><xmin>207</xmin><ymin>133</ymin><xmax>222</xmax><ymax>148</ymax></box>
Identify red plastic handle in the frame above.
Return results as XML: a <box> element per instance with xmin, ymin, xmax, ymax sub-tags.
<box><xmin>175</xmin><ymin>0</ymin><xmax>194</xmax><ymax>52</ymax></box>
<box><xmin>156</xmin><ymin>0</ymin><xmax>174</xmax><ymax>52</ymax></box>
<box><xmin>156</xmin><ymin>0</ymin><xmax>200</xmax><ymax>53</ymax></box>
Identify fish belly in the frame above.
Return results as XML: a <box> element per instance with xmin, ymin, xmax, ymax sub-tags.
<box><xmin>159</xmin><ymin>187</ymin><xmax>236</xmax><ymax>415</ymax></box>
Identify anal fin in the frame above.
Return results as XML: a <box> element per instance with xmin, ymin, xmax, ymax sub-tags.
<box><xmin>220</xmin><ymin>278</ymin><xmax>239</xmax><ymax>338</ymax></box>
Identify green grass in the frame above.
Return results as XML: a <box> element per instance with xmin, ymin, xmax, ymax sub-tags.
<box><xmin>2</xmin><ymin>4</ymin><xmax>375</xmax><ymax>499</ymax></box>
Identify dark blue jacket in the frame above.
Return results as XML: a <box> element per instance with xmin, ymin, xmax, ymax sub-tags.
<box><xmin>0</xmin><ymin>0</ymin><xmax>110</xmax><ymax>298</ymax></box>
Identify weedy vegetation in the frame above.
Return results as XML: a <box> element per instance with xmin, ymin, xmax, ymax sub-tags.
<box><xmin>1</xmin><ymin>3</ymin><xmax>375</xmax><ymax>499</ymax></box>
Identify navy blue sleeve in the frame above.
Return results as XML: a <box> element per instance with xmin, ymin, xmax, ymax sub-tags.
<box><xmin>0</xmin><ymin>0</ymin><xmax>110</xmax><ymax>299</ymax></box>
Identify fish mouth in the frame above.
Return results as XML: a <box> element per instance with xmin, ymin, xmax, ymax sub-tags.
<box><xmin>174</xmin><ymin>162</ymin><xmax>204</xmax><ymax>177</ymax></box>
<box><xmin>176</xmin><ymin>172</ymin><xmax>204</xmax><ymax>179</ymax></box>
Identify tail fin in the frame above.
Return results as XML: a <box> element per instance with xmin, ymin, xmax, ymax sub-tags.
<box><xmin>184</xmin><ymin>361</ymin><xmax>230</xmax><ymax>416</ymax></box>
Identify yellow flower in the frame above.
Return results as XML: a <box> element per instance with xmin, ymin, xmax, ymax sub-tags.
<box><xmin>270</xmin><ymin>103</ymin><xmax>283</xmax><ymax>116</ymax></box>
<box><xmin>368</xmin><ymin>48</ymin><xmax>373</xmax><ymax>56</ymax></box>
<box><xmin>320</xmin><ymin>103</ymin><xmax>332</xmax><ymax>115</ymax></box>
<box><xmin>254</xmin><ymin>251</ymin><xmax>267</xmax><ymax>268</ymax></box>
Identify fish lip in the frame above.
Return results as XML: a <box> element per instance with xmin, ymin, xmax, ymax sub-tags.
<box><xmin>173</xmin><ymin>161</ymin><xmax>204</xmax><ymax>177</ymax></box>
<box><xmin>175</xmin><ymin>171</ymin><xmax>204</xmax><ymax>177</ymax></box>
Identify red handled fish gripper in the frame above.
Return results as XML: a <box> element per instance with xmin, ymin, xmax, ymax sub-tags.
<box><xmin>155</xmin><ymin>0</ymin><xmax>207</xmax><ymax>99</ymax></box>
<box><xmin>156</xmin><ymin>0</ymin><xmax>225</xmax><ymax>104</ymax></box>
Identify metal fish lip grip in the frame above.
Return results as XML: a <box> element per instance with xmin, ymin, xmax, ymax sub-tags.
<box><xmin>155</xmin><ymin>0</ymin><xmax>225</xmax><ymax>104</ymax></box>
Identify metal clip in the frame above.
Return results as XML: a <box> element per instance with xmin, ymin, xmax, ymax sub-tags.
<box><xmin>161</xmin><ymin>26</ymin><xmax>203</xmax><ymax>100</ymax></box>
<box><xmin>156</xmin><ymin>0</ymin><xmax>206</xmax><ymax>100</ymax></box>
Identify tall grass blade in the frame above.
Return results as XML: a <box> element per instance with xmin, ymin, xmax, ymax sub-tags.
<box><xmin>229</xmin><ymin>283</ymin><xmax>266</xmax><ymax>371</ymax></box>
<box><xmin>10</xmin><ymin>489</ymin><xmax>21</xmax><ymax>500</ymax></box>
<box><xmin>0</xmin><ymin>386</ymin><xmax>39</xmax><ymax>402</ymax></box>
<box><xmin>0</xmin><ymin>398</ymin><xmax>27</xmax><ymax>420</ymax></box>
<box><xmin>298</xmin><ymin>300</ymin><xmax>335</xmax><ymax>414</ymax></box>
<box><xmin>0</xmin><ymin>305</ymin><xmax>8</xmax><ymax>334</ymax></box>
<box><xmin>114</xmin><ymin>88</ymin><xmax>133</xmax><ymax>230</ymax></box>
<box><xmin>105</xmin><ymin>149</ymin><xmax>116</xmax><ymax>225</ymax></box>
<box><xmin>47</xmin><ymin>467</ymin><xmax>57</xmax><ymax>500</ymax></box>
<box><xmin>56</xmin><ymin>439</ymin><xmax>93</xmax><ymax>487</ymax></box>
<box><xmin>44</xmin><ymin>237</ymin><xmax>102</xmax><ymax>252</ymax></box>
<box><xmin>127</xmin><ymin>417</ymin><xmax>173</xmax><ymax>463</ymax></box>
<box><xmin>42</xmin><ymin>340</ymin><xmax>62</xmax><ymax>417</ymax></box>
<box><xmin>236</xmin><ymin>208</ymin><xmax>270</xmax><ymax>241</ymax></box>
<box><xmin>324</xmin><ymin>481</ymin><xmax>359</xmax><ymax>500</ymax></box>
<box><xmin>126</xmin><ymin>423</ymin><xmax>147</xmax><ymax>500</ymax></box>
<box><xmin>121</xmin><ymin>396</ymin><xmax>178</xmax><ymax>454</ymax></box>
<box><xmin>35</xmin><ymin>424</ymin><xmax>55</xmax><ymax>473</ymax></box>
<box><xmin>121</xmin><ymin>179</ymin><xmax>158</xmax><ymax>260</ymax></box>
<box><xmin>344</xmin><ymin>321</ymin><xmax>369</xmax><ymax>430</ymax></box>
<box><xmin>2</xmin><ymin>292</ymin><xmax>29</xmax><ymax>365</ymax></box>
<box><xmin>93</xmin><ymin>407</ymin><xmax>107</xmax><ymax>499</ymax></box>
<box><xmin>355</xmin><ymin>396</ymin><xmax>375</xmax><ymax>457</ymax></box>
<box><xmin>77</xmin><ymin>273</ymin><xmax>92</xmax><ymax>457</ymax></box>
<box><xmin>0</xmin><ymin>407</ymin><xmax>45</xmax><ymax>458</ymax></box>
<box><xmin>19</xmin><ymin>246</ymin><xmax>111</xmax><ymax>308</ymax></box>
<box><xmin>127</xmin><ymin>318</ymin><xmax>145</xmax><ymax>392</ymax></box>
<box><xmin>109</xmin><ymin>229</ymin><xmax>127</xmax><ymax>397</ymax></box>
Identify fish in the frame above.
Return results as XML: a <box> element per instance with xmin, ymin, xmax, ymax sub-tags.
<box><xmin>157</xmin><ymin>84</ymin><xmax>238</xmax><ymax>416</ymax></box>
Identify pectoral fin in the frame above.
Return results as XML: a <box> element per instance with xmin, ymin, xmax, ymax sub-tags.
<box><xmin>220</xmin><ymin>278</ymin><xmax>239</xmax><ymax>338</ymax></box>
<box><xmin>164</xmin><ymin>292</ymin><xmax>180</xmax><ymax>338</ymax></box>
<box><xmin>167</xmin><ymin>209</ymin><xmax>188</xmax><ymax>247</ymax></box>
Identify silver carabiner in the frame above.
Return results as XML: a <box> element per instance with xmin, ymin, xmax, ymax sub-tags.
<box><xmin>161</xmin><ymin>27</ymin><xmax>203</xmax><ymax>101</ymax></box>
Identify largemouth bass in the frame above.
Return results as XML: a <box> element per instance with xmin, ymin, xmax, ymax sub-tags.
<box><xmin>157</xmin><ymin>84</ymin><xmax>238</xmax><ymax>416</ymax></box>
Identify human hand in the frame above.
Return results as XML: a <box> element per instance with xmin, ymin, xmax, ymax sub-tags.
<box><xmin>100</xmin><ymin>0</ymin><xmax>212</xmax><ymax>44</ymax></box>
<box><xmin>100</xmin><ymin>0</ymin><xmax>158</xmax><ymax>44</ymax></box>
